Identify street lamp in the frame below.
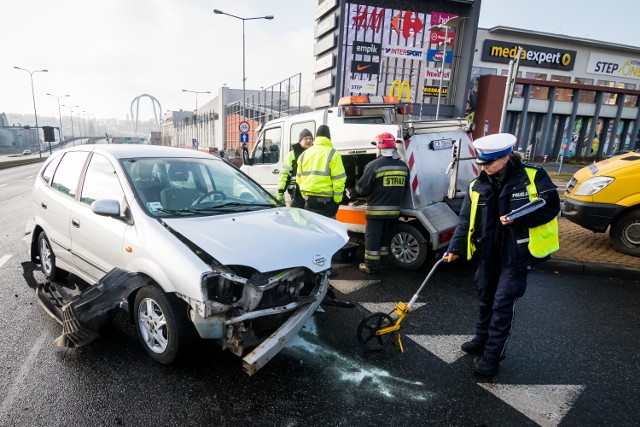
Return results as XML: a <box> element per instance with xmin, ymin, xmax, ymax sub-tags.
<box><xmin>14</xmin><ymin>66</ymin><xmax>48</xmax><ymax>157</ymax></box>
<box><xmin>213</xmin><ymin>9</ymin><xmax>274</xmax><ymax>144</ymax></box>
<box><xmin>46</xmin><ymin>93</ymin><xmax>70</xmax><ymax>151</ymax></box>
<box><xmin>429</xmin><ymin>16</ymin><xmax>465</xmax><ymax>119</ymax></box>
<box><xmin>182</xmin><ymin>89</ymin><xmax>211</xmax><ymax>149</ymax></box>
<box><xmin>62</xmin><ymin>104</ymin><xmax>79</xmax><ymax>146</ymax></box>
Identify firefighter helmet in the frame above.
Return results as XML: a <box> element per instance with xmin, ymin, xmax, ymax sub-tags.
<box><xmin>374</xmin><ymin>132</ymin><xmax>397</xmax><ymax>149</ymax></box>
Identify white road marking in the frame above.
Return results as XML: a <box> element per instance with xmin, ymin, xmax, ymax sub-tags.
<box><xmin>0</xmin><ymin>332</ymin><xmax>48</xmax><ymax>417</ymax></box>
<box><xmin>0</xmin><ymin>254</ymin><xmax>12</xmax><ymax>269</ymax></box>
<box><xmin>361</xmin><ymin>301</ymin><xmax>425</xmax><ymax>314</ymax></box>
<box><xmin>407</xmin><ymin>334</ymin><xmax>474</xmax><ymax>364</ymax></box>
<box><xmin>329</xmin><ymin>279</ymin><xmax>379</xmax><ymax>294</ymax></box>
<box><xmin>0</xmin><ymin>184</ymin><xmax>7</xmax><ymax>188</ymax></box>
<box><xmin>478</xmin><ymin>384</ymin><xmax>585</xmax><ymax>427</ymax></box>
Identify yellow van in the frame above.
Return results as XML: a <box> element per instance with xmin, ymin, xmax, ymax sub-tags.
<box><xmin>562</xmin><ymin>151</ymin><xmax>640</xmax><ymax>257</ymax></box>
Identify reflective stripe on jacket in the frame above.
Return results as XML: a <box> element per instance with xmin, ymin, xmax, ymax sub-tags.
<box><xmin>356</xmin><ymin>156</ymin><xmax>409</xmax><ymax>219</ymax></box>
<box><xmin>296</xmin><ymin>136</ymin><xmax>346</xmax><ymax>203</ymax></box>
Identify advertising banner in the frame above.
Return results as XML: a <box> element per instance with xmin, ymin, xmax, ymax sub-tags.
<box><xmin>481</xmin><ymin>39</ymin><xmax>576</xmax><ymax>70</ymax></box>
<box><xmin>382</xmin><ymin>44</ymin><xmax>428</xmax><ymax>60</ymax></box>
<box><xmin>426</xmin><ymin>49</ymin><xmax>453</xmax><ymax>63</ymax></box>
<box><xmin>425</xmin><ymin>67</ymin><xmax>451</xmax><ymax>80</ymax></box>
<box><xmin>424</xmin><ymin>85</ymin><xmax>448</xmax><ymax>97</ymax></box>
<box><xmin>586</xmin><ymin>52</ymin><xmax>640</xmax><ymax>81</ymax></box>
<box><xmin>349</xmin><ymin>79</ymin><xmax>377</xmax><ymax>94</ymax></box>
<box><xmin>351</xmin><ymin>60</ymin><xmax>380</xmax><ymax>74</ymax></box>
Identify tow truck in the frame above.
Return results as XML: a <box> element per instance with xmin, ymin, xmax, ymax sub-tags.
<box><xmin>241</xmin><ymin>96</ymin><xmax>478</xmax><ymax>270</ymax></box>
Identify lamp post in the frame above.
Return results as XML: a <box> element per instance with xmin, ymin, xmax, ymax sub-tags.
<box><xmin>182</xmin><ymin>89</ymin><xmax>210</xmax><ymax>149</ymax></box>
<box><xmin>14</xmin><ymin>66</ymin><xmax>48</xmax><ymax>157</ymax></box>
<box><xmin>62</xmin><ymin>105</ymin><xmax>79</xmax><ymax>146</ymax></box>
<box><xmin>429</xmin><ymin>16</ymin><xmax>465</xmax><ymax>119</ymax></box>
<box><xmin>46</xmin><ymin>93</ymin><xmax>70</xmax><ymax>150</ymax></box>
<box><xmin>213</xmin><ymin>9</ymin><xmax>273</xmax><ymax>148</ymax></box>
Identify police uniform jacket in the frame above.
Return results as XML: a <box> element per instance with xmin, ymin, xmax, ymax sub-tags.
<box><xmin>356</xmin><ymin>155</ymin><xmax>409</xmax><ymax>219</ymax></box>
<box><xmin>447</xmin><ymin>156</ymin><xmax>560</xmax><ymax>268</ymax></box>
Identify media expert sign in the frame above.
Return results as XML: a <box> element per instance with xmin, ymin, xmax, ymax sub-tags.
<box><xmin>382</xmin><ymin>45</ymin><xmax>427</xmax><ymax>60</ymax></box>
<box><xmin>586</xmin><ymin>52</ymin><xmax>640</xmax><ymax>81</ymax></box>
<box><xmin>351</xmin><ymin>60</ymin><xmax>380</xmax><ymax>74</ymax></box>
<box><xmin>353</xmin><ymin>41</ymin><xmax>381</xmax><ymax>56</ymax></box>
<box><xmin>350</xmin><ymin>79</ymin><xmax>377</xmax><ymax>94</ymax></box>
<box><xmin>481</xmin><ymin>39</ymin><xmax>576</xmax><ymax>71</ymax></box>
<box><xmin>424</xmin><ymin>85</ymin><xmax>447</xmax><ymax>97</ymax></box>
<box><xmin>425</xmin><ymin>67</ymin><xmax>451</xmax><ymax>80</ymax></box>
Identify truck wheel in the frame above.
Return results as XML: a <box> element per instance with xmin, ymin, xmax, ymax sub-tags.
<box><xmin>37</xmin><ymin>231</ymin><xmax>68</xmax><ymax>281</ymax></box>
<box><xmin>389</xmin><ymin>224</ymin><xmax>428</xmax><ymax>271</ymax></box>
<box><xmin>134</xmin><ymin>285</ymin><xmax>190</xmax><ymax>364</ymax></box>
<box><xmin>610</xmin><ymin>209</ymin><xmax>640</xmax><ymax>257</ymax></box>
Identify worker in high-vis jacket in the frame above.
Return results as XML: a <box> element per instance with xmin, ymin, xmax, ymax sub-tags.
<box><xmin>356</xmin><ymin>132</ymin><xmax>409</xmax><ymax>274</ymax></box>
<box><xmin>296</xmin><ymin>125</ymin><xmax>346</xmax><ymax>219</ymax></box>
<box><xmin>277</xmin><ymin>128</ymin><xmax>314</xmax><ymax>208</ymax></box>
<box><xmin>443</xmin><ymin>133</ymin><xmax>560</xmax><ymax>376</ymax></box>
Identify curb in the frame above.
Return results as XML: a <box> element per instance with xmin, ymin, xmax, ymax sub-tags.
<box><xmin>535</xmin><ymin>258</ymin><xmax>640</xmax><ymax>280</ymax></box>
<box><xmin>0</xmin><ymin>158</ymin><xmax>46</xmax><ymax>170</ymax></box>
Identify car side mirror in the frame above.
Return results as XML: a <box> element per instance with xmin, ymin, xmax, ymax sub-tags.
<box><xmin>91</xmin><ymin>199</ymin><xmax>121</xmax><ymax>217</ymax></box>
<box><xmin>242</xmin><ymin>144</ymin><xmax>252</xmax><ymax>166</ymax></box>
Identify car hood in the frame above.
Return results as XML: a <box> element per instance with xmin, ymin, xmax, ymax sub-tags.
<box><xmin>573</xmin><ymin>152</ymin><xmax>640</xmax><ymax>181</ymax></box>
<box><xmin>162</xmin><ymin>207</ymin><xmax>348</xmax><ymax>273</ymax></box>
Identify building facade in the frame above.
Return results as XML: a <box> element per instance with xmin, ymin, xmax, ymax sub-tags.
<box><xmin>472</xmin><ymin>26</ymin><xmax>640</xmax><ymax>160</ymax></box>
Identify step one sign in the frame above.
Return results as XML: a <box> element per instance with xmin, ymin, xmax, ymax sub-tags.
<box><xmin>239</xmin><ymin>121</ymin><xmax>250</xmax><ymax>133</ymax></box>
<box><xmin>240</xmin><ymin>133</ymin><xmax>249</xmax><ymax>143</ymax></box>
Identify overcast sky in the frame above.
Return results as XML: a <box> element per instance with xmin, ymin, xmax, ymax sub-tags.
<box><xmin>3</xmin><ymin>0</ymin><xmax>639</xmax><ymax>122</ymax></box>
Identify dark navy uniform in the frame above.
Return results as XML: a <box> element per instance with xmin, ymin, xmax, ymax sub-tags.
<box><xmin>447</xmin><ymin>155</ymin><xmax>560</xmax><ymax>362</ymax></box>
<box><xmin>356</xmin><ymin>155</ymin><xmax>409</xmax><ymax>272</ymax></box>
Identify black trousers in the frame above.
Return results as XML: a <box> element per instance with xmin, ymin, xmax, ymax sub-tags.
<box><xmin>305</xmin><ymin>196</ymin><xmax>339</xmax><ymax>218</ymax></box>
<box><xmin>474</xmin><ymin>261</ymin><xmax>530</xmax><ymax>361</ymax></box>
<box><xmin>364</xmin><ymin>218</ymin><xmax>394</xmax><ymax>270</ymax></box>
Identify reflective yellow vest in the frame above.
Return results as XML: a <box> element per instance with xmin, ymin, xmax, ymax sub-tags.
<box><xmin>466</xmin><ymin>167</ymin><xmax>559</xmax><ymax>260</ymax></box>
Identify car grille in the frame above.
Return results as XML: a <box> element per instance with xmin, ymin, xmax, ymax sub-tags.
<box><xmin>565</xmin><ymin>178</ymin><xmax>578</xmax><ymax>194</ymax></box>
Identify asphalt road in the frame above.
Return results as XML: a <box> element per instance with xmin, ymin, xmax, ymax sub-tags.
<box><xmin>1</xmin><ymin>163</ymin><xmax>639</xmax><ymax>426</ymax></box>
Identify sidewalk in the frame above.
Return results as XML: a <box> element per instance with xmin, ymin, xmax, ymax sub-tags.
<box><xmin>538</xmin><ymin>217</ymin><xmax>640</xmax><ymax>279</ymax></box>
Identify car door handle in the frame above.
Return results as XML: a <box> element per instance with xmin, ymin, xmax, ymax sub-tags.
<box><xmin>272</xmin><ymin>169</ymin><xmax>280</xmax><ymax>175</ymax></box>
<box><xmin>72</xmin><ymin>219</ymin><xmax>80</xmax><ymax>228</ymax></box>
<box><xmin>41</xmin><ymin>202</ymin><xmax>47</xmax><ymax>209</ymax></box>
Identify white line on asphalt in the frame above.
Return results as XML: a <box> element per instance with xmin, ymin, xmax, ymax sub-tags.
<box><xmin>0</xmin><ymin>184</ymin><xmax>7</xmax><ymax>188</ymax></box>
<box><xmin>478</xmin><ymin>383</ymin><xmax>585</xmax><ymax>427</ymax></box>
<box><xmin>407</xmin><ymin>334</ymin><xmax>474</xmax><ymax>364</ymax></box>
<box><xmin>360</xmin><ymin>301</ymin><xmax>425</xmax><ymax>314</ymax></box>
<box><xmin>0</xmin><ymin>254</ymin><xmax>12</xmax><ymax>269</ymax></box>
<box><xmin>329</xmin><ymin>279</ymin><xmax>379</xmax><ymax>294</ymax></box>
<box><xmin>0</xmin><ymin>332</ymin><xmax>48</xmax><ymax>418</ymax></box>
<box><xmin>25</xmin><ymin>175</ymin><xmax>34</xmax><ymax>179</ymax></box>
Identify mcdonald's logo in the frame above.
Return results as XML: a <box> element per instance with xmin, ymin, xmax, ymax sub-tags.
<box><xmin>389</xmin><ymin>80</ymin><xmax>411</xmax><ymax>102</ymax></box>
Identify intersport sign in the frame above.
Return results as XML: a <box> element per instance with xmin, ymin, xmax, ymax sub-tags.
<box><xmin>382</xmin><ymin>44</ymin><xmax>427</xmax><ymax>60</ymax></box>
<box><xmin>481</xmin><ymin>39</ymin><xmax>576</xmax><ymax>71</ymax></box>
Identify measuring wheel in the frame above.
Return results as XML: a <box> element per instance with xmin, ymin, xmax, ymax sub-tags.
<box><xmin>356</xmin><ymin>312</ymin><xmax>397</xmax><ymax>350</ymax></box>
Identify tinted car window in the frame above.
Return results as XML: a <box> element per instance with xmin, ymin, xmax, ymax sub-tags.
<box><xmin>51</xmin><ymin>151</ymin><xmax>90</xmax><ymax>198</ymax></box>
<box><xmin>80</xmin><ymin>153</ymin><xmax>124</xmax><ymax>206</ymax></box>
<box><xmin>41</xmin><ymin>154</ymin><xmax>63</xmax><ymax>185</ymax></box>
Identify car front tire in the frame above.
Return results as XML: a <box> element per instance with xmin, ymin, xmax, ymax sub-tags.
<box><xmin>37</xmin><ymin>231</ymin><xmax>68</xmax><ymax>281</ymax></box>
<box><xmin>610</xmin><ymin>209</ymin><xmax>640</xmax><ymax>257</ymax></box>
<box><xmin>134</xmin><ymin>285</ymin><xmax>190</xmax><ymax>364</ymax></box>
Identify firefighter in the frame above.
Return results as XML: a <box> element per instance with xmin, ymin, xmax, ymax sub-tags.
<box><xmin>355</xmin><ymin>132</ymin><xmax>409</xmax><ymax>274</ymax></box>
<box><xmin>277</xmin><ymin>129</ymin><xmax>314</xmax><ymax>208</ymax></box>
<box><xmin>296</xmin><ymin>125</ymin><xmax>346</xmax><ymax>219</ymax></box>
<box><xmin>443</xmin><ymin>133</ymin><xmax>560</xmax><ymax>376</ymax></box>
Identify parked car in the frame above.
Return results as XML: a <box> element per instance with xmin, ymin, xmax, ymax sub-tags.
<box><xmin>22</xmin><ymin>149</ymin><xmax>31</xmax><ymax>155</ymax></box>
<box><xmin>24</xmin><ymin>145</ymin><xmax>347</xmax><ymax>374</ymax></box>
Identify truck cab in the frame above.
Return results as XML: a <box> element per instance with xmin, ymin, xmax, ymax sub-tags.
<box><xmin>241</xmin><ymin>96</ymin><xmax>478</xmax><ymax>270</ymax></box>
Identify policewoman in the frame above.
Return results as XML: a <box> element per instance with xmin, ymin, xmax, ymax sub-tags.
<box><xmin>356</xmin><ymin>132</ymin><xmax>409</xmax><ymax>274</ymax></box>
<box><xmin>443</xmin><ymin>133</ymin><xmax>560</xmax><ymax>376</ymax></box>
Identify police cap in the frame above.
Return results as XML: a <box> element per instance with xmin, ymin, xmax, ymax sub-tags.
<box><xmin>473</xmin><ymin>133</ymin><xmax>517</xmax><ymax>165</ymax></box>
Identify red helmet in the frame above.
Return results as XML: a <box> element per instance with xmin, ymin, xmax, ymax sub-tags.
<box><xmin>374</xmin><ymin>132</ymin><xmax>397</xmax><ymax>149</ymax></box>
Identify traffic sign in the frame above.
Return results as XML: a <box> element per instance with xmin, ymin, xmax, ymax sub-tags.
<box><xmin>239</xmin><ymin>121</ymin><xmax>250</xmax><ymax>133</ymax></box>
<box><xmin>240</xmin><ymin>133</ymin><xmax>249</xmax><ymax>143</ymax></box>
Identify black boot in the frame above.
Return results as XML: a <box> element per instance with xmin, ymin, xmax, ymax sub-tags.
<box><xmin>473</xmin><ymin>357</ymin><xmax>500</xmax><ymax>376</ymax></box>
<box><xmin>460</xmin><ymin>340</ymin><xmax>485</xmax><ymax>355</ymax></box>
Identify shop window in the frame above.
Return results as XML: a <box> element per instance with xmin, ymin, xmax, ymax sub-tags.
<box><xmin>513</xmin><ymin>83</ymin><xmax>524</xmax><ymax>98</ymax></box>
<box><xmin>555</xmin><ymin>88</ymin><xmax>574</xmax><ymax>102</ymax></box>
<box><xmin>530</xmin><ymin>85</ymin><xmax>549</xmax><ymax>100</ymax></box>
<box><xmin>574</xmin><ymin>77</ymin><xmax>594</xmax><ymax>85</ymax></box>
<box><xmin>602</xmin><ymin>93</ymin><xmax>618</xmax><ymax>105</ymax></box>
<box><xmin>551</xmin><ymin>75</ymin><xmax>571</xmax><ymax>83</ymax></box>
<box><xmin>501</xmin><ymin>69</ymin><xmax>522</xmax><ymax>77</ymax></box>
<box><xmin>525</xmin><ymin>72</ymin><xmax>547</xmax><ymax>80</ymax></box>
<box><xmin>597</xmin><ymin>80</ymin><xmax>615</xmax><ymax>87</ymax></box>
<box><xmin>579</xmin><ymin>91</ymin><xmax>596</xmax><ymax>103</ymax></box>
<box><xmin>624</xmin><ymin>95</ymin><xmax>638</xmax><ymax>107</ymax></box>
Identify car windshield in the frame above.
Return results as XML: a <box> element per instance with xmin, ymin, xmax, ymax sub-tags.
<box><xmin>122</xmin><ymin>156</ymin><xmax>277</xmax><ymax>217</ymax></box>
